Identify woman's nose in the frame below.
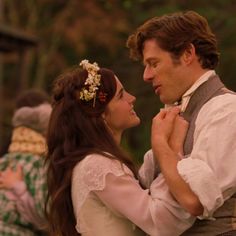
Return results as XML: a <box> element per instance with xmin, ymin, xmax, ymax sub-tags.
<box><xmin>128</xmin><ymin>93</ymin><xmax>136</xmax><ymax>103</ymax></box>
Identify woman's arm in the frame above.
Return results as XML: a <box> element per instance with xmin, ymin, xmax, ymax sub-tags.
<box><xmin>73</xmin><ymin>154</ymin><xmax>195</xmax><ymax>236</ymax></box>
<box><xmin>139</xmin><ymin>108</ymin><xmax>188</xmax><ymax>189</ymax></box>
<box><xmin>94</xmin><ymin>172</ymin><xmax>195</xmax><ymax>236</ymax></box>
<box><xmin>0</xmin><ymin>165</ymin><xmax>45</xmax><ymax>229</ymax></box>
<box><xmin>151</xmin><ymin>107</ymin><xmax>203</xmax><ymax>216</ymax></box>
<box><xmin>138</xmin><ymin>149</ymin><xmax>161</xmax><ymax>189</ymax></box>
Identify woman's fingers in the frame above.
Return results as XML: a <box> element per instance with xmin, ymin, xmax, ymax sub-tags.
<box><xmin>169</xmin><ymin>115</ymin><xmax>189</xmax><ymax>154</ymax></box>
<box><xmin>152</xmin><ymin>106</ymin><xmax>181</xmax><ymax>148</ymax></box>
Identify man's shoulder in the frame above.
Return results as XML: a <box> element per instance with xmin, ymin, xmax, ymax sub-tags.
<box><xmin>211</xmin><ymin>91</ymin><xmax>236</xmax><ymax>104</ymax></box>
<box><xmin>201</xmin><ymin>92</ymin><xmax>236</xmax><ymax>115</ymax></box>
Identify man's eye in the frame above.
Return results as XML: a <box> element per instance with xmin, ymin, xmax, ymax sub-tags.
<box><xmin>151</xmin><ymin>62</ymin><xmax>158</xmax><ymax>68</ymax></box>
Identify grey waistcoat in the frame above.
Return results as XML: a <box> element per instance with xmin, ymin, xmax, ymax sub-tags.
<box><xmin>180</xmin><ymin>75</ymin><xmax>236</xmax><ymax>235</ymax></box>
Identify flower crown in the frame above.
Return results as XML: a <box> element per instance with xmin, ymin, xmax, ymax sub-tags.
<box><xmin>79</xmin><ymin>59</ymin><xmax>107</xmax><ymax>107</ymax></box>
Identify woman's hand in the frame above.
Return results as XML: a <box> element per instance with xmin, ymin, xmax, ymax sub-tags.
<box><xmin>151</xmin><ymin>106</ymin><xmax>181</xmax><ymax>152</ymax></box>
<box><xmin>0</xmin><ymin>164</ymin><xmax>23</xmax><ymax>189</ymax></box>
<box><xmin>169</xmin><ymin>115</ymin><xmax>189</xmax><ymax>155</ymax></box>
<box><xmin>151</xmin><ymin>108</ymin><xmax>203</xmax><ymax>216</ymax></box>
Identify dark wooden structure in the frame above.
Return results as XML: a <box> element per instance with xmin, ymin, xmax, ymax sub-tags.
<box><xmin>0</xmin><ymin>24</ymin><xmax>37</xmax><ymax>52</ymax></box>
<box><xmin>0</xmin><ymin>25</ymin><xmax>38</xmax><ymax>155</ymax></box>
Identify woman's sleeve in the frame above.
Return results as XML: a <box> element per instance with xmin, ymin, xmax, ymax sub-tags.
<box><xmin>138</xmin><ymin>149</ymin><xmax>161</xmax><ymax>189</ymax></box>
<box><xmin>75</xmin><ymin>154</ymin><xmax>195</xmax><ymax>236</ymax></box>
<box><xmin>94</xmin><ymin>172</ymin><xmax>195</xmax><ymax>236</ymax></box>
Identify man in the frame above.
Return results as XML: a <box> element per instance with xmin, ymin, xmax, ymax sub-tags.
<box><xmin>127</xmin><ymin>11</ymin><xmax>236</xmax><ymax>235</ymax></box>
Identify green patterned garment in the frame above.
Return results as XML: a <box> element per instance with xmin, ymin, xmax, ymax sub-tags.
<box><xmin>0</xmin><ymin>153</ymin><xmax>47</xmax><ymax>236</ymax></box>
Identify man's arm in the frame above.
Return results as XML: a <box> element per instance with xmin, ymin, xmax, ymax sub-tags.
<box><xmin>177</xmin><ymin>94</ymin><xmax>236</xmax><ymax>218</ymax></box>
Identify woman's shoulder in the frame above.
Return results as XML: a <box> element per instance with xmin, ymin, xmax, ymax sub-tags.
<box><xmin>72</xmin><ymin>153</ymin><xmax>133</xmax><ymax>189</ymax></box>
<box><xmin>75</xmin><ymin>153</ymin><xmax>132</xmax><ymax>175</ymax></box>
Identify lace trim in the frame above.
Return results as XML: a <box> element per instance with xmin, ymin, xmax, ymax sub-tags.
<box><xmin>71</xmin><ymin>154</ymin><xmax>133</xmax><ymax>228</ymax></box>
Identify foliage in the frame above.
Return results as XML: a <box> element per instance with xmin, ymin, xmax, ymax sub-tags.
<box><xmin>1</xmin><ymin>0</ymin><xmax>236</xmax><ymax>161</ymax></box>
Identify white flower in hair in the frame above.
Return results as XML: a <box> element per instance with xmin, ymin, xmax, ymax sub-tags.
<box><xmin>79</xmin><ymin>60</ymin><xmax>101</xmax><ymax>105</ymax></box>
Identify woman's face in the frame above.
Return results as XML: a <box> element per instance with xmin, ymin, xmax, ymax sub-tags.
<box><xmin>103</xmin><ymin>77</ymin><xmax>140</xmax><ymax>136</ymax></box>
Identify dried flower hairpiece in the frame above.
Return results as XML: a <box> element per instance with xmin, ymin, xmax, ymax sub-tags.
<box><xmin>79</xmin><ymin>59</ymin><xmax>101</xmax><ymax>107</ymax></box>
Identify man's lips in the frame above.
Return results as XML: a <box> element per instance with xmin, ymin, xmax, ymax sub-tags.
<box><xmin>153</xmin><ymin>85</ymin><xmax>161</xmax><ymax>94</ymax></box>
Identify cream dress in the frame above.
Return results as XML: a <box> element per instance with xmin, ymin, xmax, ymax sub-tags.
<box><xmin>71</xmin><ymin>153</ymin><xmax>195</xmax><ymax>236</ymax></box>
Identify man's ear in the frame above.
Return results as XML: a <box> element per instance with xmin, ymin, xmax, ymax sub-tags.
<box><xmin>182</xmin><ymin>43</ymin><xmax>196</xmax><ymax>65</ymax></box>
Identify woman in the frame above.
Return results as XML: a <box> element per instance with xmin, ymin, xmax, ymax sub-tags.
<box><xmin>45</xmin><ymin>60</ymin><xmax>201</xmax><ymax>236</ymax></box>
<box><xmin>0</xmin><ymin>89</ymin><xmax>51</xmax><ymax>236</ymax></box>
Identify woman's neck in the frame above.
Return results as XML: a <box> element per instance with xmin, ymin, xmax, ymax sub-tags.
<box><xmin>114</xmin><ymin>134</ymin><xmax>121</xmax><ymax>145</ymax></box>
<box><xmin>113</xmin><ymin>131</ymin><xmax>122</xmax><ymax>144</ymax></box>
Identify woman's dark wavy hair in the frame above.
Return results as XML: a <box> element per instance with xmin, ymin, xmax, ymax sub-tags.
<box><xmin>127</xmin><ymin>10</ymin><xmax>219</xmax><ymax>69</ymax></box>
<box><xmin>45</xmin><ymin>66</ymin><xmax>137</xmax><ymax>236</ymax></box>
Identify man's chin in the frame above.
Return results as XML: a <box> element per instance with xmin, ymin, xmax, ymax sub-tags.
<box><xmin>160</xmin><ymin>95</ymin><xmax>178</xmax><ymax>105</ymax></box>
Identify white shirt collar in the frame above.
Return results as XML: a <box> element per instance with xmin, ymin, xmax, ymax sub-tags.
<box><xmin>182</xmin><ymin>70</ymin><xmax>216</xmax><ymax>98</ymax></box>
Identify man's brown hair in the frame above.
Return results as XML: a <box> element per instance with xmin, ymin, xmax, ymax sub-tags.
<box><xmin>127</xmin><ymin>11</ymin><xmax>219</xmax><ymax>69</ymax></box>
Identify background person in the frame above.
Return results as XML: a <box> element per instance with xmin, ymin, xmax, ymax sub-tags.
<box><xmin>0</xmin><ymin>89</ymin><xmax>51</xmax><ymax>236</ymax></box>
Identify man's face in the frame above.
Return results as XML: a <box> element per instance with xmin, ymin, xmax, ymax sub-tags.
<box><xmin>142</xmin><ymin>39</ymin><xmax>191</xmax><ymax>104</ymax></box>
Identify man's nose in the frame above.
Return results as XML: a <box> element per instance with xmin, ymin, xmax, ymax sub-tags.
<box><xmin>143</xmin><ymin>66</ymin><xmax>154</xmax><ymax>83</ymax></box>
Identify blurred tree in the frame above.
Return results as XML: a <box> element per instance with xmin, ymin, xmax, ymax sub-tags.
<box><xmin>1</xmin><ymin>0</ymin><xmax>236</xmax><ymax>161</ymax></box>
